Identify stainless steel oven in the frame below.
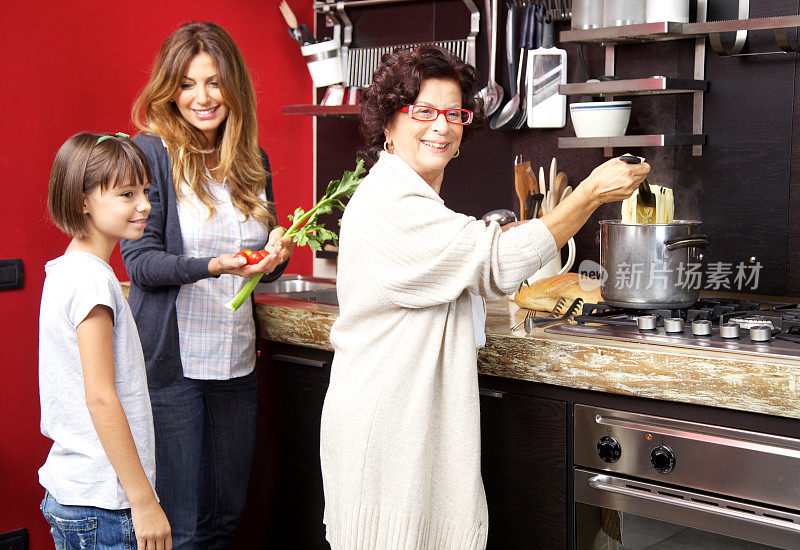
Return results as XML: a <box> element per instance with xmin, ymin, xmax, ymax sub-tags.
<box><xmin>573</xmin><ymin>405</ymin><xmax>800</xmax><ymax>549</ymax></box>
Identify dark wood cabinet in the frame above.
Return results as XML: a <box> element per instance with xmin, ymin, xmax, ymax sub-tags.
<box><xmin>235</xmin><ymin>343</ymin><xmax>332</xmax><ymax>550</ymax></box>
<box><xmin>479</xmin><ymin>387</ymin><xmax>567</xmax><ymax>549</ymax></box>
<box><xmin>237</xmin><ymin>343</ymin><xmax>569</xmax><ymax>549</ymax></box>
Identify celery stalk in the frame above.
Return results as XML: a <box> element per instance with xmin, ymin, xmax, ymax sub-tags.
<box><xmin>225</xmin><ymin>159</ymin><xmax>365</xmax><ymax>313</ymax></box>
<box><xmin>224</xmin><ymin>273</ymin><xmax>264</xmax><ymax>312</ymax></box>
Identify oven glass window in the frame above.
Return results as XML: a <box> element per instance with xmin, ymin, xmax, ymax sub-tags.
<box><xmin>576</xmin><ymin>504</ymin><xmax>782</xmax><ymax>549</ymax></box>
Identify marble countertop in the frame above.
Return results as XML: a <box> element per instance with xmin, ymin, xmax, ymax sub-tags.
<box><xmin>255</xmin><ymin>294</ymin><xmax>800</xmax><ymax>420</ymax></box>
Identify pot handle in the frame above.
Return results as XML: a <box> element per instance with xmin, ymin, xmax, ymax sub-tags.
<box><xmin>665</xmin><ymin>234</ymin><xmax>710</xmax><ymax>251</ymax></box>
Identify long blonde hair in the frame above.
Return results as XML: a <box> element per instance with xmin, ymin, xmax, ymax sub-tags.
<box><xmin>133</xmin><ymin>21</ymin><xmax>274</xmax><ymax>227</ymax></box>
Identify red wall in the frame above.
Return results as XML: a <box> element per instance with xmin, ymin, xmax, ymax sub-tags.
<box><xmin>1</xmin><ymin>1</ymin><xmax>314</xmax><ymax>546</ymax></box>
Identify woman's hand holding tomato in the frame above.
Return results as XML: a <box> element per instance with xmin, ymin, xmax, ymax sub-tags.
<box><xmin>207</xmin><ymin>227</ymin><xmax>294</xmax><ymax>277</ymax></box>
<box><xmin>209</xmin><ymin>248</ymin><xmax>281</xmax><ymax>277</ymax></box>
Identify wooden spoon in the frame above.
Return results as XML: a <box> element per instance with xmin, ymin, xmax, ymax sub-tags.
<box><xmin>559</xmin><ymin>185</ymin><xmax>572</xmax><ymax>204</ymax></box>
<box><xmin>554</xmin><ymin>172</ymin><xmax>568</xmax><ymax>207</ymax></box>
<box><xmin>514</xmin><ymin>164</ymin><xmax>528</xmax><ymax>220</ymax></box>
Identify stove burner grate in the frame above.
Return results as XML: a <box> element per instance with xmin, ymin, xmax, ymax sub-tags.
<box><xmin>574</xmin><ymin>299</ymin><xmax>800</xmax><ymax>346</ymax></box>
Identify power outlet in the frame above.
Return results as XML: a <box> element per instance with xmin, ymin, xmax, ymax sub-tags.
<box><xmin>0</xmin><ymin>528</ymin><xmax>28</xmax><ymax>550</ymax></box>
<box><xmin>0</xmin><ymin>259</ymin><xmax>23</xmax><ymax>291</ymax></box>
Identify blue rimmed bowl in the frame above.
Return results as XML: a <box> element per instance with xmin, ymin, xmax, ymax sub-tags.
<box><xmin>569</xmin><ymin>100</ymin><xmax>632</xmax><ymax>138</ymax></box>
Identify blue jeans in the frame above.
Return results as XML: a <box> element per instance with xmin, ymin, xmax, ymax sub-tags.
<box><xmin>41</xmin><ymin>492</ymin><xmax>136</xmax><ymax>550</ymax></box>
<box><xmin>149</xmin><ymin>370</ymin><xmax>258</xmax><ymax>550</ymax></box>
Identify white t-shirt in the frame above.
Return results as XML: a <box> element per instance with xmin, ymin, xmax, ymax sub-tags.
<box><xmin>38</xmin><ymin>251</ymin><xmax>156</xmax><ymax>509</ymax></box>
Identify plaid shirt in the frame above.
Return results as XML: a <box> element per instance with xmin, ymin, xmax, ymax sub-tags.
<box><xmin>175</xmin><ymin>179</ymin><xmax>269</xmax><ymax>380</ymax></box>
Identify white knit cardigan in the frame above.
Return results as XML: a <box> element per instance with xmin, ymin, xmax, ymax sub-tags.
<box><xmin>321</xmin><ymin>152</ymin><xmax>557</xmax><ymax>549</ymax></box>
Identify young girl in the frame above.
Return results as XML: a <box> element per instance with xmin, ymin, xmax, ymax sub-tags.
<box><xmin>39</xmin><ymin>132</ymin><xmax>172</xmax><ymax>550</ymax></box>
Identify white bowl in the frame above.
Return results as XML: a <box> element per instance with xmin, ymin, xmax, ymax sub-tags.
<box><xmin>569</xmin><ymin>101</ymin><xmax>632</xmax><ymax>138</ymax></box>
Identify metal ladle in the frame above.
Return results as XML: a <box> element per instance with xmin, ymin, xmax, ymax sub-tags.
<box><xmin>477</xmin><ymin>0</ymin><xmax>503</xmax><ymax>116</ymax></box>
<box><xmin>490</xmin><ymin>2</ymin><xmax>521</xmax><ymax>130</ymax></box>
<box><xmin>482</xmin><ymin>208</ymin><xmax>517</xmax><ymax>226</ymax></box>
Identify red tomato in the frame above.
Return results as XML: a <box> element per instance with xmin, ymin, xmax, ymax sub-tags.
<box><xmin>248</xmin><ymin>250</ymin><xmax>268</xmax><ymax>264</ymax></box>
<box><xmin>235</xmin><ymin>250</ymin><xmax>252</xmax><ymax>262</ymax></box>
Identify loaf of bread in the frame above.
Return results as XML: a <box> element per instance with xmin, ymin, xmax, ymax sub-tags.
<box><xmin>514</xmin><ymin>272</ymin><xmax>602</xmax><ymax>312</ymax></box>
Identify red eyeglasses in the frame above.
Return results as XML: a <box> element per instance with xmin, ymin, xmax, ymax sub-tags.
<box><xmin>398</xmin><ymin>105</ymin><xmax>474</xmax><ymax>125</ymax></box>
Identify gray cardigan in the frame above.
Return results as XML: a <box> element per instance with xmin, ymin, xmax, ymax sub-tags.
<box><xmin>121</xmin><ymin>134</ymin><xmax>286</xmax><ymax>388</ymax></box>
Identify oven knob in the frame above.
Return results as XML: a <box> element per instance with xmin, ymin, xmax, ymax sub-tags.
<box><xmin>650</xmin><ymin>446</ymin><xmax>676</xmax><ymax>473</ymax></box>
<box><xmin>597</xmin><ymin>436</ymin><xmax>622</xmax><ymax>463</ymax></box>
<box><xmin>691</xmin><ymin>320</ymin><xmax>712</xmax><ymax>336</ymax></box>
<box><xmin>663</xmin><ymin>318</ymin><xmax>684</xmax><ymax>333</ymax></box>
<box><xmin>720</xmin><ymin>323</ymin><xmax>741</xmax><ymax>339</ymax></box>
<box><xmin>749</xmin><ymin>325</ymin><xmax>772</xmax><ymax>343</ymax></box>
<box><xmin>637</xmin><ymin>315</ymin><xmax>658</xmax><ymax>331</ymax></box>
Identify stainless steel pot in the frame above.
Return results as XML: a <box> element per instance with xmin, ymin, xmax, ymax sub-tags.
<box><xmin>599</xmin><ymin>220</ymin><xmax>709</xmax><ymax>309</ymax></box>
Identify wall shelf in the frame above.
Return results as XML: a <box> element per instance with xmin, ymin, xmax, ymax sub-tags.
<box><xmin>559</xmin><ymin>15</ymin><xmax>800</xmax><ymax>45</ymax></box>
<box><xmin>558</xmin><ymin>134</ymin><xmax>706</xmax><ymax>150</ymax></box>
<box><xmin>560</xmin><ymin>21</ymin><xmax>690</xmax><ymax>44</ymax></box>
<box><xmin>559</xmin><ymin>77</ymin><xmax>707</xmax><ymax>97</ymax></box>
<box><xmin>282</xmin><ymin>105</ymin><xmax>361</xmax><ymax>118</ymax></box>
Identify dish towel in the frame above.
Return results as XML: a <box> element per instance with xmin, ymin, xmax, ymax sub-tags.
<box><xmin>470</xmin><ymin>293</ymin><xmax>487</xmax><ymax>350</ymax></box>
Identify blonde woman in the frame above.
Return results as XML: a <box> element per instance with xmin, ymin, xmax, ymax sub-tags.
<box><xmin>121</xmin><ymin>21</ymin><xmax>293</xmax><ymax>549</ymax></box>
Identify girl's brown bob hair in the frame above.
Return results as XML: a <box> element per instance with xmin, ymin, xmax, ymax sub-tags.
<box><xmin>132</xmin><ymin>21</ymin><xmax>274</xmax><ymax>227</ymax></box>
<box><xmin>359</xmin><ymin>44</ymin><xmax>486</xmax><ymax>167</ymax></box>
<box><xmin>48</xmin><ymin>133</ymin><xmax>151</xmax><ymax>239</ymax></box>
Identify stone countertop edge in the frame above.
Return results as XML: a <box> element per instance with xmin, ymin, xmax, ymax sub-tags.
<box><xmin>254</xmin><ymin>296</ymin><xmax>800</xmax><ymax>420</ymax></box>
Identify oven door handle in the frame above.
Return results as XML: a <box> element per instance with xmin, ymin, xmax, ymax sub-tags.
<box><xmin>588</xmin><ymin>475</ymin><xmax>800</xmax><ymax>535</ymax></box>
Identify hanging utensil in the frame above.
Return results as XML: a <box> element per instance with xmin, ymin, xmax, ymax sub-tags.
<box><xmin>478</xmin><ymin>0</ymin><xmax>504</xmax><ymax>115</ymax></box>
<box><xmin>514</xmin><ymin>2</ymin><xmax>537</xmax><ymax>129</ymax></box>
<box><xmin>490</xmin><ymin>2</ymin><xmax>521</xmax><ymax>130</ymax></box>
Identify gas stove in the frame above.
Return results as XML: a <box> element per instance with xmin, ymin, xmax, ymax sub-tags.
<box><xmin>546</xmin><ymin>298</ymin><xmax>800</xmax><ymax>360</ymax></box>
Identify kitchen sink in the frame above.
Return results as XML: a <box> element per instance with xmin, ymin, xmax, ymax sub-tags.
<box><xmin>254</xmin><ymin>274</ymin><xmax>336</xmax><ymax>294</ymax></box>
<box><xmin>271</xmin><ymin>287</ymin><xmax>339</xmax><ymax>306</ymax></box>
<box><xmin>255</xmin><ymin>275</ymin><xmax>338</xmax><ymax>306</ymax></box>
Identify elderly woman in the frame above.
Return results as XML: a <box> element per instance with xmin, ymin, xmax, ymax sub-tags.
<box><xmin>320</xmin><ymin>45</ymin><xmax>649</xmax><ymax>549</ymax></box>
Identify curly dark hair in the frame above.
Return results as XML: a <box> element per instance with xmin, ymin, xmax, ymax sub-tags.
<box><xmin>359</xmin><ymin>44</ymin><xmax>487</xmax><ymax>167</ymax></box>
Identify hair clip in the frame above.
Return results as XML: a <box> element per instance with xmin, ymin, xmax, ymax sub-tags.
<box><xmin>96</xmin><ymin>132</ymin><xmax>131</xmax><ymax>145</ymax></box>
